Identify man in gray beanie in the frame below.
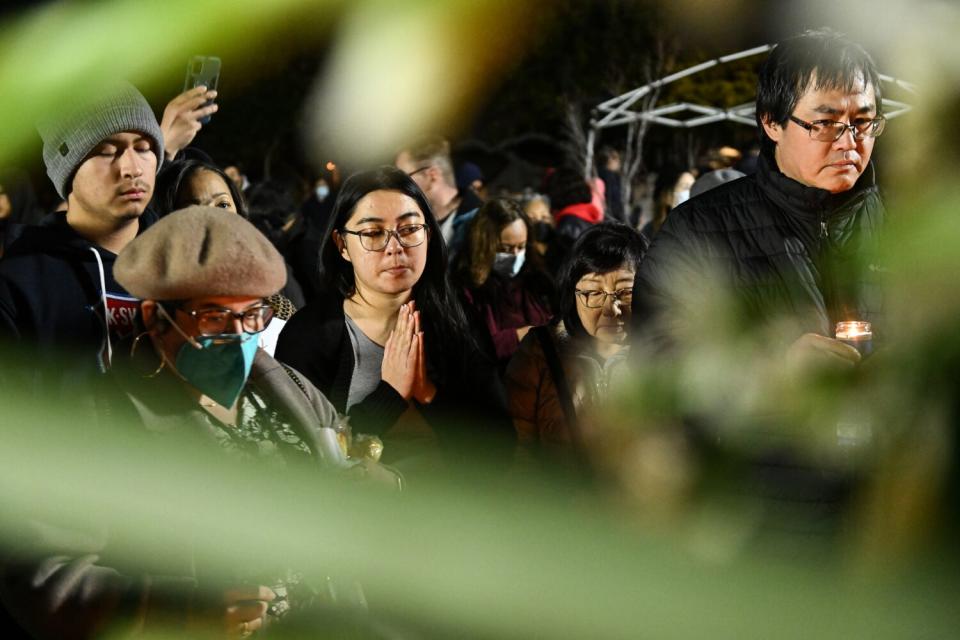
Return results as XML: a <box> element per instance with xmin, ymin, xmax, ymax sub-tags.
<box><xmin>38</xmin><ymin>81</ymin><xmax>166</xmax><ymax>203</ymax></box>
<box><xmin>0</xmin><ymin>82</ymin><xmax>169</xmax><ymax>394</ymax></box>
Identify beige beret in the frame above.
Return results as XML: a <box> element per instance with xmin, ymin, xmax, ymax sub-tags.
<box><xmin>114</xmin><ymin>205</ymin><xmax>287</xmax><ymax>300</ymax></box>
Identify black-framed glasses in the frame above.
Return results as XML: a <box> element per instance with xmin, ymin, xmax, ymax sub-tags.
<box><xmin>407</xmin><ymin>166</ymin><xmax>431</xmax><ymax>178</ymax></box>
<box><xmin>575</xmin><ymin>288</ymin><xmax>633</xmax><ymax>308</ymax></box>
<box><xmin>175</xmin><ymin>304</ymin><xmax>274</xmax><ymax>336</ymax></box>
<box><xmin>340</xmin><ymin>224</ymin><xmax>428</xmax><ymax>252</ymax></box>
<box><xmin>788</xmin><ymin>114</ymin><xmax>886</xmax><ymax>142</ymax></box>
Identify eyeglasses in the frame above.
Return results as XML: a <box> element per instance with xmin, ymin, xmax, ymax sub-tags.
<box><xmin>575</xmin><ymin>288</ymin><xmax>633</xmax><ymax>308</ymax></box>
<box><xmin>407</xmin><ymin>166</ymin><xmax>431</xmax><ymax>178</ymax></box>
<box><xmin>175</xmin><ymin>304</ymin><xmax>274</xmax><ymax>336</ymax></box>
<box><xmin>788</xmin><ymin>114</ymin><xmax>886</xmax><ymax>142</ymax></box>
<box><xmin>340</xmin><ymin>224</ymin><xmax>428</xmax><ymax>252</ymax></box>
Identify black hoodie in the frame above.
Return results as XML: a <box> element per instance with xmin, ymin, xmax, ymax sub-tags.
<box><xmin>0</xmin><ymin>211</ymin><xmax>157</xmax><ymax>389</ymax></box>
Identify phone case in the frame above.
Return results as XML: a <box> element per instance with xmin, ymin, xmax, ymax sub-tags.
<box><xmin>184</xmin><ymin>56</ymin><xmax>221</xmax><ymax>124</ymax></box>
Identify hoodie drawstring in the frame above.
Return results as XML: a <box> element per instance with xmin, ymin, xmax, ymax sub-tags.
<box><xmin>89</xmin><ymin>247</ymin><xmax>113</xmax><ymax>369</ymax></box>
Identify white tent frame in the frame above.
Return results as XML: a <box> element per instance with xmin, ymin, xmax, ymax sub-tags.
<box><xmin>586</xmin><ymin>44</ymin><xmax>917</xmax><ymax>167</ymax></box>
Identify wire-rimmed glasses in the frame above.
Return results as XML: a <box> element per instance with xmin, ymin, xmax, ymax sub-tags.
<box><xmin>788</xmin><ymin>114</ymin><xmax>886</xmax><ymax>142</ymax></box>
<box><xmin>575</xmin><ymin>288</ymin><xmax>633</xmax><ymax>308</ymax></box>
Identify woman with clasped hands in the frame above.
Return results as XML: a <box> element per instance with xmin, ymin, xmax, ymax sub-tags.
<box><xmin>276</xmin><ymin>167</ymin><xmax>514</xmax><ymax>477</ymax></box>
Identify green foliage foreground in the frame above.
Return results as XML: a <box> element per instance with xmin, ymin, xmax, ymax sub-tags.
<box><xmin>0</xmin><ymin>385</ymin><xmax>957</xmax><ymax>639</ymax></box>
<box><xmin>1</xmin><ymin>1</ymin><xmax>959</xmax><ymax>638</ymax></box>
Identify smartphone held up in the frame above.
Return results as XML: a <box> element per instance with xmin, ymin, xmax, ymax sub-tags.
<box><xmin>184</xmin><ymin>56</ymin><xmax>221</xmax><ymax>124</ymax></box>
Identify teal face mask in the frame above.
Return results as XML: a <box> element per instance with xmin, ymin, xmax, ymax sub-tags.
<box><xmin>175</xmin><ymin>332</ymin><xmax>259</xmax><ymax>408</ymax></box>
<box><xmin>157</xmin><ymin>304</ymin><xmax>260</xmax><ymax>408</ymax></box>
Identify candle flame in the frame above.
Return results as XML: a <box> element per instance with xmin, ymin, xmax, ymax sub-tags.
<box><xmin>835</xmin><ymin>321</ymin><xmax>872</xmax><ymax>341</ymax></box>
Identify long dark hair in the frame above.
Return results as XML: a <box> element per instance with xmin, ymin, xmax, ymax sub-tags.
<box><xmin>154</xmin><ymin>158</ymin><xmax>248</xmax><ymax>218</ymax></box>
<box><xmin>558</xmin><ymin>223</ymin><xmax>647</xmax><ymax>339</ymax></box>
<box><xmin>319</xmin><ymin>166</ymin><xmax>478</xmax><ymax>370</ymax></box>
<box><xmin>453</xmin><ymin>197</ymin><xmax>555</xmax><ymax>314</ymax></box>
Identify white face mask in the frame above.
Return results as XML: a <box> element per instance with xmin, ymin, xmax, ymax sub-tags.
<box><xmin>492</xmin><ymin>250</ymin><xmax>525</xmax><ymax>278</ymax></box>
<box><xmin>315</xmin><ymin>185</ymin><xmax>330</xmax><ymax>202</ymax></box>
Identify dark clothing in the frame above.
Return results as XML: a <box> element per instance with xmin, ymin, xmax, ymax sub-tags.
<box><xmin>290</xmin><ymin>194</ymin><xmax>336</xmax><ymax>306</ymax></box>
<box><xmin>0</xmin><ymin>220</ymin><xmax>28</xmax><ymax>257</ymax></box>
<box><xmin>631</xmin><ymin>149</ymin><xmax>886</xmax><ymax>538</ymax></box>
<box><xmin>275</xmin><ymin>292</ymin><xmax>515</xmax><ymax>469</ymax></box>
<box><xmin>633</xmin><ymin>150</ymin><xmax>885</xmax><ymax>346</ymax></box>
<box><xmin>506</xmin><ymin>321</ymin><xmax>630</xmax><ymax>458</ymax></box>
<box><xmin>445</xmin><ymin>188</ymin><xmax>485</xmax><ymax>261</ymax></box>
<box><xmin>457</xmin><ymin>187</ymin><xmax>484</xmax><ymax>219</ymax></box>
<box><xmin>639</xmin><ymin>220</ymin><xmax>657</xmax><ymax>241</ymax></box>
<box><xmin>0</xmin><ymin>212</ymin><xmax>157</xmax><ymax>393</ymax></box>
<box><xmin>554</xmin><ymin>215</ymin><xmax>594</xmax><ymax>244</ymax></box>
<box><xmin>281</xmin><ymin>262</ymin><xmax>306</xmax><ymax>310</ymax></box>
<box><xmin>460</xmin><ymin>269</ymin><xmax>554</xmax><ymax>365</ymax></box>
<box><xmin>597</xmin><ymin>168</ymin><xmax>624</xmax><ymax>223</ymax></box>
<box><xmin>0</xmin><ymin>168</ymin><xmax>44</xmax><ymax>226</ymax></box>
<box><xmin>546</xmin><ymin>202</ymin><xmax>602</xmax><ymax>275</ymax></box>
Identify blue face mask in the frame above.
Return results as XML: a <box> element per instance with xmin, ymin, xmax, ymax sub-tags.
<box><xmin>315</xmin><ymin>185</ymin><xmax>330</xmax><ymax>202</ymax></box>
<box><xmin>157</xmin><ymin>305</ymin><xmax>259</xmax><ymax>408</ymax></box>
<box><xmin>492</xmin><ymin>250</ymin><xmax>526</xmax><ymax>278</ymax></box>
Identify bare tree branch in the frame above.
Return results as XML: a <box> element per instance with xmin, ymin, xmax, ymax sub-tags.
<box><xmin>619</xmin><ymin>35</ymin><xmax>675</xmax><ymax>212</ymax></box>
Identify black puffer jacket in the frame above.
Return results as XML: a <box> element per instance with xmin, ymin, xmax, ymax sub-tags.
<box><xmin>633</xmin><ymin>150</ymin><xmax>885</xmax><ymax>346</ymax></box>
<box><xmin>631</xmin><ymin>149</ymin><xmax>887</xmax><ymax>538</ymax></box>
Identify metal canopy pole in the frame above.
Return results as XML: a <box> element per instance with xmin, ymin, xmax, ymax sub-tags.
<box><xmin>584</xmin><ymin>44</ymin><xmax>916</xmax><ymax>211</ymax></box>
<box><xmin>591</xmin><ymin>44</ymin><xmax>916</xmax><ymax>138</ymax></box>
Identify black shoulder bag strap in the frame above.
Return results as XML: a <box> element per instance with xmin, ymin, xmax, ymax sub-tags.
<box><xmin>533</xmin><ymin>326</ymin><xmax>583</xmax><ymax>449</ymax></box>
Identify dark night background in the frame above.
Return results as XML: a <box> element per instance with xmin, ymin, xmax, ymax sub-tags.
<box><xmin>2</xmin><ymin>0</ymin><xmax>897</xmax><ymax>205</ymax></box>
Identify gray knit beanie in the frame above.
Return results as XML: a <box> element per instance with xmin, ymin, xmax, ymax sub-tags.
<box><xmin>38</xmin><ymin>81</ymin><xmax>165</xmax><ymax>199</ymax></box>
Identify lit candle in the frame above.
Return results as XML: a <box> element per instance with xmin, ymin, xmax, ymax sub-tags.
<box><xmin>835</xmin><ymin>321</ymin><xmax>872</xmax><ymax>357</ymax></box>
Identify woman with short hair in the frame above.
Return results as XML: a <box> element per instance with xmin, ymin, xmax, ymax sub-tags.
<box><xmin>505</xmin><ymin>223</ymin><xmax>647</xmax><ymax>470</ymax></box>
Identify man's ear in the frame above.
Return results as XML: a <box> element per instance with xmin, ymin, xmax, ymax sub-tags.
<box><xmin>761</xmin><ymin>115</ymin><xmax>784</xmax><ymax>143</ymax></box>
<box><xmin>333</xmin><ymin>230</ymin><xmax>352</xmax><ymax>263</ymax></box>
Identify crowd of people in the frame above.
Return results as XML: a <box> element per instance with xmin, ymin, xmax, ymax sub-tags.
<box><xmin>0</xmin><ymin>27</ymin><xmax>894</xmax><ymax>638</ymax></box>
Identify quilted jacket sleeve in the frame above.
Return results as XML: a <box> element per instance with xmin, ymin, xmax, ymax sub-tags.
<box><xmin>632</xmin><ymin>210</ymin><xmax>712</xmax><ymax>352</ymax></box>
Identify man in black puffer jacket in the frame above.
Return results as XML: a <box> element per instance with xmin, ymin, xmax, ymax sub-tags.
<box><xmin>634</xmin><ymin>28</ymin><xmax>886</xmax><ymax>362</ymax></box>
<box><xmin>631</xmin><ymin>29</ymin><xmax>888</xmax><ymax>538</ymax></box>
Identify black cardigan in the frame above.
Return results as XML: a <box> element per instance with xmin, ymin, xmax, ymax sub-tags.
<box><xmin>275</xmin><ymin>292</ymin><xmax>515</xmax><ymax>466</ymax></box>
